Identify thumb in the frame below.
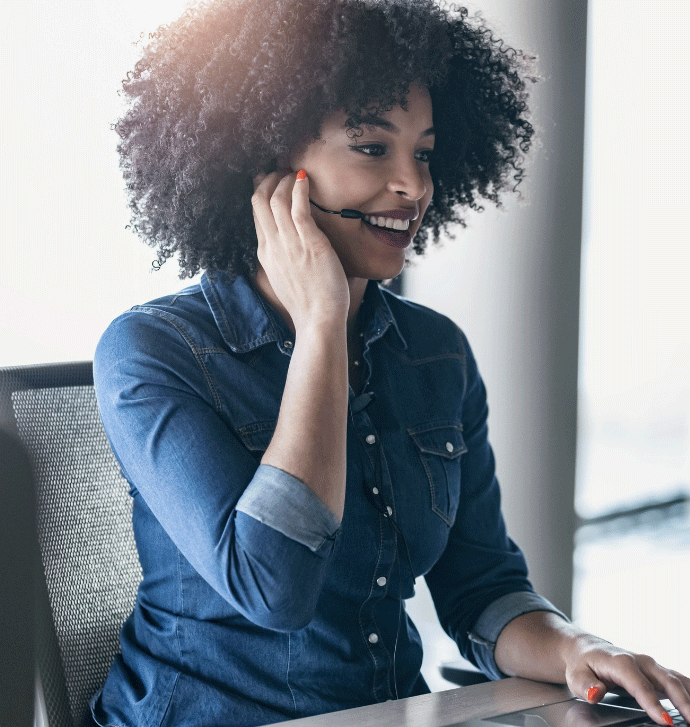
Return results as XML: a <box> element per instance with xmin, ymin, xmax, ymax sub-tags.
<box><xmin>569</xmin><ymin>664</ymin><xmax>607</xmax><ymax>703</ymax></box>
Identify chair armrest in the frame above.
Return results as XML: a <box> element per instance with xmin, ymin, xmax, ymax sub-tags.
<box><xmin>439</xmin><ymin>659</ymin><xmax>491</xmax><ymax>686</ymax></box>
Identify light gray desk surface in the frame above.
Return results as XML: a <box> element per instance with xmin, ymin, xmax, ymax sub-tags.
<box><xmin>266</xmin><ymin>677</ymin><xmax>574</xmax><ymax>727</ymax></box>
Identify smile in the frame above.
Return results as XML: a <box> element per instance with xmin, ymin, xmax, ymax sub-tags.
<box><xmin>362</xmin><ymin>215</ymin><xmax>411</xmax><ymax>231</ymax></box>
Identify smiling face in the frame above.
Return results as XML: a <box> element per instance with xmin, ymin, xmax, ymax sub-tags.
<box><xmin>287</xmin><ymin>84</ymin><xmax>435</xmax><ymax>281</ymax></box>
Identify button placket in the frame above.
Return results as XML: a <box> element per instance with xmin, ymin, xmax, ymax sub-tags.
<box><xmin>351</xmin><ymin>398</ymin><xmax>398</xmax><ymax>700</ymax></box>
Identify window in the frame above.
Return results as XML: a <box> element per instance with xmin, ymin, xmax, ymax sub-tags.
<box><xmin>574</xmin><ymin>0</ymin><xmax>689</xmax><ymax>671</ymax></box>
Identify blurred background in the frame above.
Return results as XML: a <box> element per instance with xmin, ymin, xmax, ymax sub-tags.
<box><xmin>2</xmin><ymin>0</ymin><xmax>688</xmax><ymax>692</ymax></box>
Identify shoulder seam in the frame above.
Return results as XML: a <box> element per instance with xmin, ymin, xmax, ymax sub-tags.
<box><xmin>128</xmin><ymin>307</ymin><xmax>225</xmax><ymax>413</ymax></box>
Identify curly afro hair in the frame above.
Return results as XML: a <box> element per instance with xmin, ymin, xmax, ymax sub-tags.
<box><xmin>115</xmin><ymin>0</ymin><xmax>539</xmax><ymax>279</ymax></box>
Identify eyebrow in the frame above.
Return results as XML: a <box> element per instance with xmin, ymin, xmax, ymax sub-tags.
<box><xmin>355</xmin><ymin>114</ymin><xmax>435</xmax><ymax>137</ymax></box>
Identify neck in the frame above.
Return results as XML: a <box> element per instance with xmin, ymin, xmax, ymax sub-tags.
<box><xmin>252</xmin><ymin>267</ymin><xmax>368</xmax><ymax>342</ymax></box>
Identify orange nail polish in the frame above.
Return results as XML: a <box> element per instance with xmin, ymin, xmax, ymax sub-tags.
<box><xmin>661</xmin><ymin>712</ymin><xmax>673</xmax><ymax>726</ymax></box>
<box><xmin>587</xmin><ymin>686</ymin><xmax>600</xmax><ymax>702</ymax></box>
<box><xmin>296</xmin><ymin>169</ymin><xmax>307</xmax><ymax>180</ymax></box>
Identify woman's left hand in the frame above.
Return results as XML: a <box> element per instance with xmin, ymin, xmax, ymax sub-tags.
<box><xmin>562</xmin><ymin>633</ymin><xmax>690</xmax><ymax>725</ymax></box>
<box><xmin>495</xmin><ymin>612</ymin><xmax>690</xmax><ymax>726</ymax></box>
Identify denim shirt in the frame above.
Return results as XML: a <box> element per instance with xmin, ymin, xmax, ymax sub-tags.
<box><xmin>91</xmin><ymin>271</ymin><xmax>565</xmax><ymax>727</ymax></box>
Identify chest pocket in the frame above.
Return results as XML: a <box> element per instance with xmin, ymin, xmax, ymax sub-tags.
<box><xmin>237</xmin><ymin>420</ymin><xmax>277</xmax><ymax>460</ymax></box>
<box><xmin>408</xmin><ymin>421</ymin><xmax>467</xmax><ymax>526</ymax></box>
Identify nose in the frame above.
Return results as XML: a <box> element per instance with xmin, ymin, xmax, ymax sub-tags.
<box><xmin>386</xmin><ymin>156</ymin><xmax>429</xmax><ymax>202</ymax></box>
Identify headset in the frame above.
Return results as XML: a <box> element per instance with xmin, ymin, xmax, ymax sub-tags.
<box><xmin>309</xmin><ymin>199</ymin><xmax>364</xmax><ymax>220</ymax></box>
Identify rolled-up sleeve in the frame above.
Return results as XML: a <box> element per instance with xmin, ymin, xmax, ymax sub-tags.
<box><xmin>468</xmin><ymin>591</ymin><xmax>569</xmax><ymax>679</ymax></box>
<box><xmin>236</xmin><ymin>464</ymin><xmax>341</xmax><ymax>553</ymax></box>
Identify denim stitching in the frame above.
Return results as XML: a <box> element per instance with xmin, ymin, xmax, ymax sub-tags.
<box><xmin>133</xmin><ymin>308</ymin><xmax>224</xmax><ymax>413</ymax></box>
<box><xmin>201</xmin><ymin>274</ymin><xmax>233</xmax><ymax>341</ymax></box>
<box><xmin>381</xmin><ymin>336</ymin><xmax>464</xmax><ymax>364</ymax></box>
<box><xmin>201</xmin><ymin>277</ymin><xmax>281</xmax><ymax>351</ymax></box>
<box><xmin>175</xmin><ymin>548</ymin><xmax>185</xmax><ymax>664</ymax></box>
<box><xmin>408</xmin><ymin>423</ymin><xmax>466</xmax><ymax>526</ymax></box>
<box><xmin>168</xmin><ymin>287</ymin><xmax>200</xmax><ymax>306</ymax></box>
<box><xmin>158</xmin><ymin>671</ymin><xmax>181</xmax><ymax>727</ymax></box>
<box><xmin>457</xmin><ymin>326</ymin><xmax>470</xmax><ymax>401</ymax></box>
<box><xmin>419</xmin><ymin>450</ymin><xmax>453</xmax><ymax>526</ymax></box>
<box><xmin>286</xmin><ymin>632</ymin><xmax>297</xmax><ymax>716</ymax></box>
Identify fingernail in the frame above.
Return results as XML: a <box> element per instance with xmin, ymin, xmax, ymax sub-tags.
<box><xmin>661</xmin><ymin>712</ymin><xmax>673</xmax><ymax>726</ymax></box>
<box><xmin>296</xmin><ymin>169</ymin><xmax>307</xmax><ymax>181</ymax></box>
<box><xmin>587</xmin><ymin>686</ymin><xmax>600</xmax><ymax>702</ymax></box>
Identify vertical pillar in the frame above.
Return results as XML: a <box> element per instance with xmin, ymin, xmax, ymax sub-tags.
<box><xmin>405</xmin><ymin>0</ymin><xmax>588</xmax><ymax>616</ymax></box>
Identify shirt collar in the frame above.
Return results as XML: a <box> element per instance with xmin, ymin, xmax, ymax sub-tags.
<box><xmin>201</xmin><ymin>271</ymin><xmax>408</xmax><ymax>353</ymax></box>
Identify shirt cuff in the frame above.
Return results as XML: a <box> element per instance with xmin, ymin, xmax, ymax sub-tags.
<box><xmin>236</xmin><ymin>464</ymin><xmax>341</xmax><ymax>553</ymax></box>
<box><xmin>468</xmin><ymin>591</ymin><xmax>570</xmax><ymax>680</ymax></box>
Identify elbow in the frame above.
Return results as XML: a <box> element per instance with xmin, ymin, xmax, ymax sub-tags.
<box><xmin>229</xmin><ymin>580</ymin><xmax>319</xmax><ymax>632</ymax></box>
<box><xmin>227</xmin><ymin>544</ymin><xmax>326</xmax><ymax>632</ymax></box>
<box><xmin>251</xmin><ymin>599</ymin><xmax>317</xmax><ymax>632</ymax></box>
<box><xmin>229</xmin><ymin>512</ymin><xmax>334</xmax><ymax>631</ymax></box>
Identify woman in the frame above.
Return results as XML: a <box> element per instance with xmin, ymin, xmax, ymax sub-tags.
<box><xmin>91</xmin><ymin>1</ymin><xmax>690</xmax><ymax>725</ymax></box>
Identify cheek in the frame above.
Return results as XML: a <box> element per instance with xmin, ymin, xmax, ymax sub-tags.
<box><xmin>416</xmin><ymin>175</ymin><xmax>434</xmax><ymax>221</ymax></box>
<box><xmin>317</xmin><ymin>166</ymin><xmax>373</xmax><ymax>206</ymax></box>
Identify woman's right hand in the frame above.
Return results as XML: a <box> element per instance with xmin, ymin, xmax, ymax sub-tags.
<box><xmin>251</xmin><ymin>170</ymin><xmax>350</xmax><ymax>332</ymax></box>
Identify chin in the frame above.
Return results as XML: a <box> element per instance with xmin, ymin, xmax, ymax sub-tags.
<box><xmin>344</xmin><ymin>255</ymin><xmax>406</xmax><ymax>281</ymax></box>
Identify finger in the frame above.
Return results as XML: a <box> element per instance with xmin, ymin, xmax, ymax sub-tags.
<box><xmin>603</xmin><ymin>656</ymin><xmax>672</xmax><ymax>726</ymax></box>
<box><xmin>645</xmin><ymin>665</ymin><xmax>690</xmax><ymax>724</ymax></box>
<box><xmin>570</xmin><ymin>657</ymin><xmax>668</xmax><ymax>725</ymax></box>
<box><xmin>291</xmin><ymin>169</ymin><xmax>315</xmax><ymax>234</ymax></box>
<box><xmin>269</xmin><ymin>171</ymin><xmax>300</xmax><ymax>230</ymax></box>
<box><xmin>570</xmin><ymin>663</ymin><xmax>607</xmax><ymax>704</ymax></box>
<box><xmin>251</xmin><ymin>170</ymin><xmax>292</xmax><ymax>242</ymax></box>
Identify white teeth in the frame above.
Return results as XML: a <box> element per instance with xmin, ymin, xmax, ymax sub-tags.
<box><xmin>363</xmin><ymin>215</ymin><xmax>410</xmax><ymax>231</ymax></box>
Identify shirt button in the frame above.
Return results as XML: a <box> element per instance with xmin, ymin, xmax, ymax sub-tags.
<box><xmin>386</xmin><ymin>506</ymin><xmax>393</xmax><ymax>516</ymax></box>
<box><xmin>368</xmin><ymin>633</ymin><xmax>379</xmax><ymax>644</ymax></box>
<box><xmin>366</xmin><ymin>434</ymin><xmax>376</xmax><ymax>445</ymax></box>
<box><xmin>284</xmin><ymin>340</ymin><xmax>293</xmax><ymax>349</ymax></box>
<box><xmin>377</xmin><ymin>577</ymin><xmax>387</xmax><ymax>587</ymax></box>
<box><xmin>446</xmin><ymin>441</ymin><xmax>454</xmax><ymax>452</ymax></box>
<box><xmin>372</xmin><ymin>487</ymin><xmax>379</xmax><ymax>495</ymax></box>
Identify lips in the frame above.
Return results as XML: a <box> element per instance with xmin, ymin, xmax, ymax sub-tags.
<box><xmin>365</xmin><ymin>208</ymin><xmax>419</xmax><ymax>221</ymax></box>
<box><xmin>362</xmin><ymin>218</ymin><xmax>412</xmax><ymax>249</ymax></box>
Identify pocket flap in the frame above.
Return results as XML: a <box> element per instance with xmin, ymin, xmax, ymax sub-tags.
<box><xmin>237</xmin><ymin>420</ymin><xmax>277</xmax><ymax>452</ymax></box>
<box><xmin>408</xmin><ymin>421</ymin><xmax>467</xmax><ymax>459</ymax></box>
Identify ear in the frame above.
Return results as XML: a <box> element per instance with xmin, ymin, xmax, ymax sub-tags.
<box><xmin>276</xmin><ymin>153</ymin><xmax>292</xmax><ymax>172</ymax></box>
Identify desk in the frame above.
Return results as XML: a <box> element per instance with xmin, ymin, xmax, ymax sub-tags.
<box><xmin>267</xmin><ymin>678</ymin><xmax>574</xmax><ymax>727</ymax></box>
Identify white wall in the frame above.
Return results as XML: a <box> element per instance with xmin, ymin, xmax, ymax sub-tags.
<box><xmin>1</xmin><ymin>1</ymin><xmax>196</xmax><ymax>367</ymax></box>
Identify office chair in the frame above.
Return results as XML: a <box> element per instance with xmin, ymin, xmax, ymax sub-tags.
<box><xmin>0</xmin><ymin>362</ymin><xmax>142</xmax><ymax>727</ymax></box>
<box><xmin>0</xmin><ymin>425</ymin><xmax>37</xmax><ymax>727</ymax></box>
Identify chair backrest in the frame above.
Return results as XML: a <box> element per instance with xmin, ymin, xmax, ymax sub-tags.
<box><xmin>0</xmin><ymin>425</ymin><xmax>37</xmax><ymax>727</ymax></box>
<box><xmin>0</xmin><ymin>362</ymin><xmax>142</xmax><ymax>727</ymax></box>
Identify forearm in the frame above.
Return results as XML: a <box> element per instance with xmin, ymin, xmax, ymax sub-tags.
<box><xmin>262</xmin><ymin>319</ymin><xmax>349</xmax><ymax>520</ymax></box>
<box><xmin>494</xmin><ymin>610</ymin><xmax>593</xmax><ymax>682</ymax></box>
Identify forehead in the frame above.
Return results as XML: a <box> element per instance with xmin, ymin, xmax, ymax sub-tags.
<box><xmin>320</xmin><ymin>85</ymin><xmax>434</xmax><ymax>138</ymax></box>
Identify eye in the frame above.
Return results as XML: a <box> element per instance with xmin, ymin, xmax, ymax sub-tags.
<box><xmin>349</xmin><ymin>144</ymin><xmax>435</xmax><ymax>163</ymax></box>
<box><xmin>415</xmin><ymin>149</ymin><xmax>434</xmax><ymax>163</ymax></box>
<box><xmin>350</xmin><ymin>143</ymin><xmax>386</xmax><ymax>157</ymax></box>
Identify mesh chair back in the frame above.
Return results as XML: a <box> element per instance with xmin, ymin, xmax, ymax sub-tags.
<box><xmin>0</xmin><ymin>362</ymin><xmax>142</xmax><ymax>727</ymax></box>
